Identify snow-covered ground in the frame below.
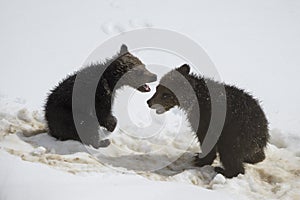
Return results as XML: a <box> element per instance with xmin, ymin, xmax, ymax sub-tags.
<box><xmin>0</xmin><ymin>96</ymin><xmax>299</xmax><ymax>200</ymax></box>
<box><xmin>1</xmin><ymin>0</ymin><xmax>300</xmax><ymax>199</ymax></box>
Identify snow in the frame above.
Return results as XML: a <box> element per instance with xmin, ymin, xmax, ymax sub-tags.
<box><xmin>1</xmin><ymin>0</ymin><xmax>300</xmax><ymax>199</ymax></box>
<box><xmin>1</xmin><ymin>97</ymin><xmax>299</xmax><ymax>200</ymax></box>
<box><xmin>0</xmin><ymin>152</ymin><xmax>233</xmax><ymax>200</ymax></box>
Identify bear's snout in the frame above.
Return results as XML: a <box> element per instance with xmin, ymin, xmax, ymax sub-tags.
<box><xmin>146</xmin><ymin>72</ymin><xmax>157</xmax><ymax>82</ymax></box>
<box><xmin>147</xmin><ymin>99</ymin><xmax>152</xmax><ymax>107</ymax></box>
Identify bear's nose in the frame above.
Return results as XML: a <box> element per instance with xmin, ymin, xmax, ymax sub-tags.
<box><xmin>147</xmin><ymin>99</ymin><xmax>152</xmax><ymax>106</ymax></box>
<box><xmin>151</xmin><ymin>74</ymin><xmax>157</xmax><ymax>82</ymax></box>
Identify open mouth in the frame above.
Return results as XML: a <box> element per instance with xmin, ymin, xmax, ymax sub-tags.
<box><xmin>156</xmin><ymin>108</ymin><xmax>165</xmax><ymax>114</ymax></box>
<box><xmin>137</xmin><ymin>84</ymin><xmax>151</xmax><ymax>92</ymax></box>
<box><xmin>149</xmin><ymin>104</ymin><xmax>166</xmax><ymax>114</ymax></box>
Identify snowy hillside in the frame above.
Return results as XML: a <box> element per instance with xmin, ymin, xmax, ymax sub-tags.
<box><xmin>1</xmin><ymin>0</ymin><xmax>300</xmax><ymax>200</ymax></box>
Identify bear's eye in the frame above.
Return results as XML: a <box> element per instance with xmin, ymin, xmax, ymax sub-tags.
<box><xmin>162</xmin><ymin>93</ymin><xmax>171</xmax><ymax>99</ymax></box>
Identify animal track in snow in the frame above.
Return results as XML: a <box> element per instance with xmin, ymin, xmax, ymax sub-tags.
<box><xmin>101</xmin><ymin>19</ymin><xmax>153</xmax><ymax>35</ymax></box>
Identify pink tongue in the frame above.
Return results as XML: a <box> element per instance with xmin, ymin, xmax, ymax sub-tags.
<box><xmin>144</xmin><ymin>84</ymin><xmax>150</xmax><ymax>91</ymax></box>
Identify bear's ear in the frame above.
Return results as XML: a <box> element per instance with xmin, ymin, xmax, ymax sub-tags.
<box><xmin>120</xmin><ymin>44</ymin><xmax>128</xmax><ymax>54</ymax></box>
<box><xmin>176</xmin><ymin>64</ymin><xmax>190</xmax><ymax>74</ymax></box>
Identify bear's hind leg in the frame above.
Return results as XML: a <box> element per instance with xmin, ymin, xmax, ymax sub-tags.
<box><xmin>47</xmin><ymin>106</ymin><xmax>80</xmax><ymax>142</ymax></box>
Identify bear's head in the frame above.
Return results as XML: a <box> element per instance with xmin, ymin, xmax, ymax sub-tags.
<box><xmin>109</xmin><ymin>45</ymin><xmax>157</xmax><ymax>92</ymax></box>
<box><xmin>147</xmin><ymin>64</ymin><xmax>191</xmax><ymax>114</ymax></box>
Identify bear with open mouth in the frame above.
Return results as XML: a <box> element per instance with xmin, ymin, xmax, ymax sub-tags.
<box><xmin>45</xmin><ymin>45</ymin><xmax>157</xmax><ymax>148</ymax></box>
<box><xmin>147</xmin><ymin>64</ymin><xmax>269</xmax><ymax>178</ymax></box>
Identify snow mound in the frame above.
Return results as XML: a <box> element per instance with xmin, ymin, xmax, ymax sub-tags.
<box><xmin>0</xmin><ymin>98</ymin><xmax>46</xmax><ymax>139</ymax></box>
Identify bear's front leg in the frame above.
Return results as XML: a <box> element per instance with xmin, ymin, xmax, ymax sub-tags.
<box><xmin>77</xmin><ymin>117</ymin><xmax>111</xmax><ymax>148</ymax></box>
<box><xmin>217</xmin><ymin>148</ymin><xmax>245</xmax><ymax>178</ymax></box>
<box><xmin>72</xmin><ymin>111</ymin><xmax>111</xmax><ymax>148</ymax></box>
<box><xmin>103</xmin><ymin>114</ymin><xmax>117</xmax><ymax>132</ymax></box>
<box><xmin>194</xmin><ymin>147</ymin><xmax>217</xmax><ymax>167</ymax></box>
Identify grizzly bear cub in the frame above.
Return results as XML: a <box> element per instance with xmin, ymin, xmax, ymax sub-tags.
<box><xmin>45</xmin><ymin>45</ymin><xmax>157</xmax><ymax>148</ymax></box>
<box><xmin>147</xmin><ymin>64</ymin><xmax>269</xmax><ymax>178</ymax></box>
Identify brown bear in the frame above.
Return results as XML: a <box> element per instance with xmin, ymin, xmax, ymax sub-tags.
<box><xmin>45</xmin><ymin>45</ymin><xmax>157</xmax><ymax>148</ymax></box>
<box><xmin>147</xmin><ymin>64</ymin><xmax>269</xmax><ymax>178</ymax></box>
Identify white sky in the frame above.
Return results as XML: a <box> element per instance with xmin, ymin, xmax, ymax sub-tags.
<box><xmin>0</xmin><ymin>0</ymin><xmax>299</xmax><ymax>134</ymax></box>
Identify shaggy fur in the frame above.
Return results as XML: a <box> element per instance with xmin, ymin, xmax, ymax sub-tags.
<box><xmin>45</xmin><ymin>45</ymin><xmax>157</xmax><ymax>148</ymax></box>
<box><xmin>147</xmin><ymin>64</ymin><xmax>269</xmax><ymax>178</ymax></box>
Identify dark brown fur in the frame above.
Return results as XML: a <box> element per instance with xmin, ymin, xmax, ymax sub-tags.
<box><xmin>45</xmin><ymin>45</ymin><xmax>157</xmax><ymax>148</ymax></box>
<box><xmin>147</xmin><ymin>64</ymin><xmax>269</xmax><ymax>178</ymax></box>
